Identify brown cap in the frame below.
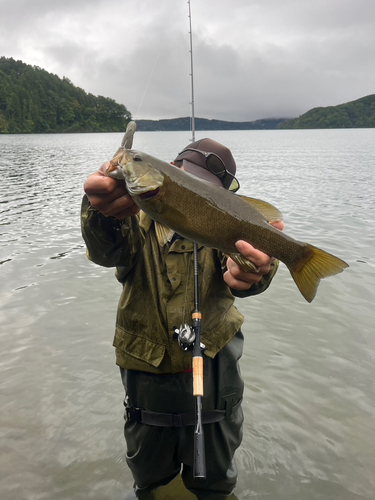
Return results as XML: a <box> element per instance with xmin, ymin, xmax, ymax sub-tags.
<box><xmin>174</xmin><ymin>138</ymin><xmax>239</xmax><ymax>191</ymax></box>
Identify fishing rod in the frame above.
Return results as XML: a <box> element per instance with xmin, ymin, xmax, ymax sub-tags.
<box><xmin>188</xmin><ymin>0</ymin><xmax>206</xmax><ymax>479</ymax></box>
<box><xmin>188</xmin><ymin>0</ymin><xmax>196</xmax><ymax>142</ymax></box>
<box><xmin>175</xmin><ymin>246</ymin><xmax>206</xmax><ymax>479</ymax></box>
<box><xmin>191</xmin><ymin>243</ymin><xmax>206</xmax><ymax>478</ymax></box>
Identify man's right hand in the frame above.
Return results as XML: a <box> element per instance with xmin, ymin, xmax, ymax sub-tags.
<box><xmin>84</xmin><ymin>162</ymin><xmax>140</xmax><ymax>219</ymax></box>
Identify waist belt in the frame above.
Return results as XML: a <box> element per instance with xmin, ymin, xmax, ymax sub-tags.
<box><xmin>125</xmin><ymin>399</ymin><xmax>242</xmax><ymax>428</ymax></box>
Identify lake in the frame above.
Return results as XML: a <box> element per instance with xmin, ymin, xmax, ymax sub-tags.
<box><xmin>0</xmin><ymin>129</ymin><xmax>374</xmax><ymax>500</ymax></box>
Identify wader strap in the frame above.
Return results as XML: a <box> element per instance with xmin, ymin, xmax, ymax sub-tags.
<box><xmin>125</xmin><ymin>399</ymin><xmax>242</xmax><ymax>427</ymax></box>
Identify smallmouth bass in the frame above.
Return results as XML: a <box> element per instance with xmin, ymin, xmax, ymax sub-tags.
<box><xmin>106</xmin><ymin>148</ymin><xmax>348</xmax><ymax>302</ymax></box>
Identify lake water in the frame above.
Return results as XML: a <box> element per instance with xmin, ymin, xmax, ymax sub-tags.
<box><xmin>0</xmin><ymin>129</ymin><xmax>374</xmax><ymax>500</ymax></box>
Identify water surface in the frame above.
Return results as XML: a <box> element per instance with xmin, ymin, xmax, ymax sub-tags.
<box><xmin>0</xmin><ymin>129</ymin><xmax>374</xmax><ymax>499</ymax></box>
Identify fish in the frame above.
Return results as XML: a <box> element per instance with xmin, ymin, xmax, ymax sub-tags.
<box><xmin>106</xmin><ymin>147</ymin><xmax>349</xmax><ymax>302</ymax></box>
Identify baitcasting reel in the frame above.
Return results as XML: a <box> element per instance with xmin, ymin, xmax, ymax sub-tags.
<box><xmin>175</xmin><ymin>324</ymin><xmax>205</xmax><ymax>352</ymax></box>
<box><xmin>175</xmin><ymin>324</ymin><xmax>195</xmax><ymax>351</ymax></box>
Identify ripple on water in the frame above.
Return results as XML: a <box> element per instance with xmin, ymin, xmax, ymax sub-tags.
<box><xmin>1</xmin><ymin>130</ymin><xmax>375</xmax><ymax>499</ymax></box>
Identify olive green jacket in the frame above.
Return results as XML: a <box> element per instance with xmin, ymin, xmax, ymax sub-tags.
<box><xmin>81</xmin><ymin>195</ymin><xmax>278</xmax><ymax>374</ymax></box>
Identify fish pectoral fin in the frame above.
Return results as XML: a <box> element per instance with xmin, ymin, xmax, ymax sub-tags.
<box><xmin>155</xmin><ymin>222</ymin><xmax>175</xmax><ymax>246</ymax></box>
<box><xmin>139</xmin><ymin>211</ymin><xmax>152</xmax><ymax>231</ymax></box>
<box><xmin>239</xmin><ymin>196</ymin><xmax>283</xmax><ymax>223</ymax></box>
<box><xmin>227</xmin><ymin>253</ymin><xmax>260</xmax><ymax>273</ymax></box>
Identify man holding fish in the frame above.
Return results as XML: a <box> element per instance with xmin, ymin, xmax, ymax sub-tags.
<box><xmin>81</xmin><ymin>131</ymin><xmax>345</xmax><ymax>498</ymax></box>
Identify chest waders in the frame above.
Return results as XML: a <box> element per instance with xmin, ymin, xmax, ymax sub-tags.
<box><xmin>123</xmin><ymin>243</ymin><xmax>243</xmax><ymax>485</ymax></box>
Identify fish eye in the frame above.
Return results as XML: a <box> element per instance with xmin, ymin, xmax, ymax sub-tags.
<box><xmin>133</xmin><ymin>155</ymin><xmax>142</xmax><ymax>162</ymax></box>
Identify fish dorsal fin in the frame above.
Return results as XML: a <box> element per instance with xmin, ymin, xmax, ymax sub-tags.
<box><xmin>226</xmin><ymin>253</ymin><xmax>260</xmax><ymax>273</ymax></box>
<box><xmin>155</xmin><ymin>222</ymin><xmax>175</xmax><ymax>246</ymax></box>
<box><xmin>121</xmin><ymin>121</ymin><xmax>137</xmax><ymax>149</ymax></box>
<box><xmin>239</xmin><ymin>195</ymin><xmax>283</xmax><ymax>223</ymax></box>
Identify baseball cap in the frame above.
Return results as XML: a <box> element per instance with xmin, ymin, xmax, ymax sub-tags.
<box><xmin>173</xmin><ymin>138</ymin><xmax>240</xmax><ymax>192</ymax></box>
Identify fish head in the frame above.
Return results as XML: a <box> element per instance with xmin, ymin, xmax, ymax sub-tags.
<box><xmin>106</xmin><ymin>149</ymin><xmax>164</xmax><ymax>198</ymax></box>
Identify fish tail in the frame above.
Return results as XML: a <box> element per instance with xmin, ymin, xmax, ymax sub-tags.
<box><xmin>288</xmin><ymin>244</ymin><xmax>349</xmax><ymax>302</ymax></box>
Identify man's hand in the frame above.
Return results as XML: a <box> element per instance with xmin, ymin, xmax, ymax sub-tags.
<box><xmin>84</xmin><ymin>162</ymin><xmax>140</xmax><ymax>219</ymax></box>
<box><xmin>223</xmin><ymin>220</ymin><xmax>285</xmax><ymax>290</ymax></box>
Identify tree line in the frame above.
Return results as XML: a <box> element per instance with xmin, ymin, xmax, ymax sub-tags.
<box><xmin>136</xmin><ymin>117</ymin><xmax>287</xmax><ymax>131</ymax></box>
<box><xmin>2</xmin><ymin>56</ymin><xmax>374</xmax><ymax>133</ymax></box>
<box><xmin>0</xmin><ymin>57</ymin><xmax>132</xmax><ymax>133</ymax></box>
<box><xmin>277</xmin><ymin>94</ymin><xmax>375</xmax><ymax>129</ymax></box>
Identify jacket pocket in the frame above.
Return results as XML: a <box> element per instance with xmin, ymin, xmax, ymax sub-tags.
<box><xmin>113</xmin><ymin>326</ymin><xmax>166</xmax><ymax>368</ymax></box>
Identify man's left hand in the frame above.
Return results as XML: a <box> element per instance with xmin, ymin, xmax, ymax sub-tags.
<box><xmin>223</xmin><ymin>221</ymin><xmax>284</xmax><ymax>290</ymax></box>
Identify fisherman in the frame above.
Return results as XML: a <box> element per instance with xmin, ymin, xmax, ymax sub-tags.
<box><xmin>81</xmin><ymin>138</ymin><xmax>284</xmax><ymax>499</ymax></box>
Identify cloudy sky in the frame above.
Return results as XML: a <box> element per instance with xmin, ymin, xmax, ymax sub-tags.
<box><xmin>1</xmin><ymin>0</ymin><xmax>374</xmax><ymax>121</ymax></box>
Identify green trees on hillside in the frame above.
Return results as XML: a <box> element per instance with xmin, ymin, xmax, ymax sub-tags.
<box><xmin>277</xmin><ymin>94</ymin><xmax>375</xmax><ymax>129</ymax></box>
<box><xmin>136</xmin><ymin>117</ymin><xmax>286</xmax><ymax>131</ymax></box>
<box><xmin>0</xmin><ymin>57</ymin><xmax>132</xmax><ymax>133</ymax></box>
<box><xmin>1</xmin><ymin>56</ymin><xmax>374</xmax><ymax>133</ymax></box>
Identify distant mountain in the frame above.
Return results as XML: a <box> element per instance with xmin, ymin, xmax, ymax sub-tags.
<box><xmin>4</xmin><ymin>57</ymin><xmax>373</xmax><ymax>134</ymax></box>
<box><xmin>0</xmin><ymin>57</ymin><xmax>131</xmax><ymax>133</ymax></box>
<box><xmin>277</xmin><ymin>94</ymin><xmax>375</xmax><ymax>129</ymax></box>
<box><xmin>0</xmin><ymin>57</ymin><xmax>285</xmax><ymax>134</ymax></box>
<box><xmin>136</xmin><ymin>117</ymin><xmax>288</xmax><ymax>131</ymax></box>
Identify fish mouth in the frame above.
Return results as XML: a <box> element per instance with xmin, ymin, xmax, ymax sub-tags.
<box><xmin>106</xmin><ymin>152</ymin><xmax>165</xmax><ymax>195</ymax></box>
<box><xmin>139</xmin><ymin>188</ymin><xmax>160</xmax><ymax>200</ymax></box>
<box><xmin>106</xmin><ymin>162</ymin><xmax>118</xmax><ymax>174</ymax></box>
<box><xmin>105</xmin><ymin>161</ymin><xmax>125</xmax><ymax>179</ymax></box>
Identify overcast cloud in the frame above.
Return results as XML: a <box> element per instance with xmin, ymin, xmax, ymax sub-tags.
<box><xmin>1</xmin><ymin>0</ymin><xmax>374</xmax><ymax>121</ymax></box>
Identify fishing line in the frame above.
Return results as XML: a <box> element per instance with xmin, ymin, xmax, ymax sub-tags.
<box><xmin>134</xmin><ymin>45</ymin><xmax>163</xmax><ymax>121</ymax></box>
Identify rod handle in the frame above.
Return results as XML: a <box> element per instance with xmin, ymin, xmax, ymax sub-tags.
<box><xmin>193</xmin><ymin>430</ymin><xmax>206</xmax><ymax>478</ymax></box>
<box><xmin>193</xmin><ymin>356</ymin><xmax>204</xmax><ymax>396</ymax></box>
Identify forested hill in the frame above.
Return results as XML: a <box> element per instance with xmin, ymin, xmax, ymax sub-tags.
<box><xmin>0</xmin><ymin>57</ymin><xmax>132</xmax><ymax>133</ymax></box>
<box><xmin>136</xmin><ymin>117</ymin><xmax>287</xmax><ymax>131</ymax></box>
<box><xmin>277</xmin><ymin>94</ymin><xmax>375</xmax><ymax>129</ymax></box>
<box><xmin>3</xmin><ymin>57</ymin><xmax>374</xmax><ymax>133</ymax></box>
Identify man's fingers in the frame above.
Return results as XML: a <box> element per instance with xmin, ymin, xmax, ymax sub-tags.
<box><xmin>84</xmin><ymin>163</ymin><xmax>127</xmax><ymax>197</ymax></box>
<box><xmin>235</xmin><ymin>240</ymin><xmax>273</xmax><ymax>268</ymax></box>
<box><xmin>95</xmin><ymin>193</ymin><xmax>136</xmax><ymax>216</ymax></box>
<box><xmin>113</xmin><ymin>204</ymin><xmax>141</xmax><ymax>219</ymax></box>
<box><xmin>227</xmin><ymin>257</ymin><xmax>265</xmax><ymax>282</ymax></box>
<box><xmin>88</xmin><ymin>189</ymin><xmax>128</xmax><ymax>211</ymax></box>
<box><xmin>270</xmin><ymin>220</ymin><xmax>284</xmax><ymax>231</ymax></box>
<box><xmin>98</xmin><ymin>161</ymin><xmax>111</xmax><ymax>175</ymax></box>
<box><xmin>225</xmin><ymin>226</ymin><xmax>283</xmax><ymax>290</ymax></box>
<box><xmin>84</xmin><ymin>175</ymin><xmax>124</xmax><ymax>196</ymax></box>
<box><xmin>223</xmin><ymin>270</ymin><xmax>254</xmax><ymax>290</ymax></box>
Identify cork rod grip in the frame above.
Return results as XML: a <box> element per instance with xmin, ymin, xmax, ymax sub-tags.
<box><xmin>193</xmin><ymin>356</ymin><xmax>204</xmax><ymax>396</ymax></box>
